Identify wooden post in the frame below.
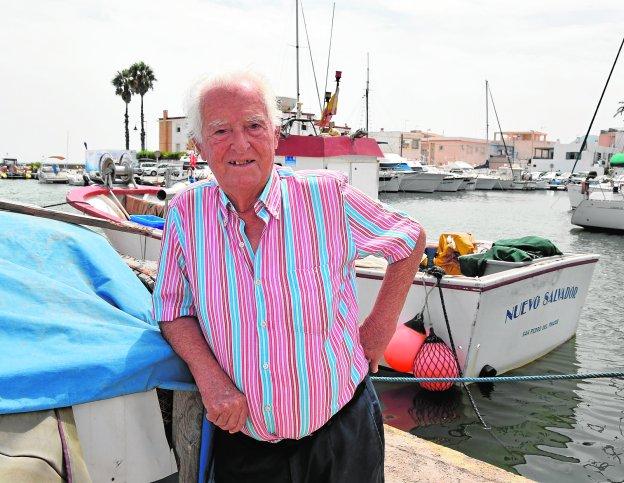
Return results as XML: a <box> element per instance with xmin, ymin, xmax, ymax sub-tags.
<box><xmin>172</xmin><ymin>391</ymin><xmax>204</xmax><ymax>482</ymax></box>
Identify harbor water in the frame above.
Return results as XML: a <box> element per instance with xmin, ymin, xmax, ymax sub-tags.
<box><xmin>3</xmin><ymin>180</ymin><xmax>624</xmax><ymax>481</ymax></box>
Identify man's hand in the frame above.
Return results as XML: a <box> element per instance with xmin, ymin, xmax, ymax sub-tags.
<box><xmin>359</xmin><ymin>314</ymin><xmax>396</xmax><ymax>373</ymax></box>
<box><xmin>160</xmin><ymin>316</ymin><xmax>250</xmax><ymax>433</ymax></box>
<box><xmin>198</xmin><ymin>378</ymin><xmax>249</xmax><ymax>433</ymax></box>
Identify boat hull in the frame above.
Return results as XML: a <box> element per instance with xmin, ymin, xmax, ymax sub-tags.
<box><xmin>355</xmin><ymin>254</ymin><xmax>598</xmax><ymax>378</ymax></box>
<box><xmin>475</xmin><ymin>177</ymin><xmax>498</xmax><ymax>190</ymax></box>
<box><xmin>399</xmin><ymin>173</ymin><xmax>443</xmax><ymax>193</ymax></box>
<box><xmin>435</xmin><ymin>177</ymin><xmax>463</xmax><ymax>192</ymax></box>
<box><xmin>379</xmin><ymin>174</ymin><xmax>401</xmax><ymax>192</ymax></box>
<box><xmin>571</xmin><ymin>195</ymin><xmax>624</xmax><ymax>231</ymax></box>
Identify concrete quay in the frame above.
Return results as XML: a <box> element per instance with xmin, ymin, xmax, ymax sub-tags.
<box><xmin>384</xmin><ymin>425</ymin><xmax>531</xmax><ymax>482</ymax></box>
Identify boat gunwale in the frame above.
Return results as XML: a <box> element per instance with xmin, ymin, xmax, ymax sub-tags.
<box><xmin>356</xmin><ymin>254</ymin><xmax>599</xmax><ymax>293</ymax></box>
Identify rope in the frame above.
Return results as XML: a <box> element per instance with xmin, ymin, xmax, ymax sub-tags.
<box><xmin>424</xmin><ymin>266</ymin><xmax>490</xmax><ymax>429</ymax></box>
<box><xmin>42</xmin><ymin>201</ymin><xmax>68</xmax><ymax>208</ymax></box>
<box><xmin>371</xmin><ymin>371</ymin><xmax>624</xmax><ymax>384</ymax></box>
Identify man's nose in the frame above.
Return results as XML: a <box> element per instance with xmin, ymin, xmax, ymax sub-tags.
<box><xmin>231</xmin><ymin>127</ymin><xmax>250</xmax><ymax>152</ymax></box>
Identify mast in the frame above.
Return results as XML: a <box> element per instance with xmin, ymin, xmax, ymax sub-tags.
<box><xmin>295</xmin><ymin>0</ymin><xmax>300</xmax><ymax>107</ymax></box>
<box><xmin>365</xmin><ymin>53</ymin><xmax>370</xmax><ymax>135</ymax></box>
<box><xmin>485</xmin><ymin>80</ymin><xmax>489</xmax><ymax>144</ymax></box>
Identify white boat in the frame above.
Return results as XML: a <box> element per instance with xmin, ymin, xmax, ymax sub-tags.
<box><xmin>66</xmin><ymin>185</ymin><xmax>599</xmax><ymax>378</ymax></box>
<box><xmin>38</xmin><ymin>165</ymin><xmax>70</xmax><ymax>184</ymax></box>
<box><xmin>378</xmin><ymin>171</ymin><xmax>401</xmax><ymax>192</ymax></box>
<box><xmin>356</xmin><ymin>253</ymin><xmax>598</xmax><ymax>377</ymax></box>
<box><xmin>570</xmin><ymin>189</ymin><xmax>624</xmax><ymax>231</ymax></box>
<box><xmin>475</xmin><ymin>174</ymin><xmax>499</xmax><ymax>190</ymax></box>
<box><xmin>67</xmin><ymin>170</ymin><xmax>86</xmax><ymax>186</ymax></box>
<box><xmin>567</xmin><ymin>179</ymin><xmax>614</xmax><ymax>209</ymax></box>
<box><xmin>435</xmin><ymin>175</ymin><xmax>463</xmax><ymax>192</ymax></box>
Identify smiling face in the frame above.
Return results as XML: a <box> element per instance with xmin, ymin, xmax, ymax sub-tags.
<box><xmin>195</xmin><ymin>82</ymin><xmax>279</xmax><ymax>205</ymax></box>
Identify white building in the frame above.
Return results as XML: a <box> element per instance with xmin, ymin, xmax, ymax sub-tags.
<box><xmin>529</xmin><ymin>137</ymin><xmax>616</xmax><ymax>174</ymax></box>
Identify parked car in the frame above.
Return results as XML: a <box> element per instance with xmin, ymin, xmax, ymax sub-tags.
<box><xmin>156</xmin><ymin>162</ymin><xmax>182</xmax><ymax>176</ymax></box>
<box><xmin>137</xmin><ymin>160</ymin><xmax>158</xmax><ymax>176</ymax></box>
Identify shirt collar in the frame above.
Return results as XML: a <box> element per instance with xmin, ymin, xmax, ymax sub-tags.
<box><xmin>218</xmin><ymin>167</ymin><xmax>282</xmax><ymax>220</ymax></box>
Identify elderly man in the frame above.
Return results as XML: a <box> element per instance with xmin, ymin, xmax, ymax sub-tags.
<box><xmin>153</xmin><ymin>72</ymin><xmax>425</xmax><ymax>482</ymax></box>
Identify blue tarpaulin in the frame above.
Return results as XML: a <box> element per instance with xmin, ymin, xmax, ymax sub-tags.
<box><xmin>0</xmin><ymin>211</ymin><xmax>194</xmax><ymax>414</ymax></box>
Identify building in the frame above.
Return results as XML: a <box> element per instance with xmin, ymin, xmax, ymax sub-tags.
<box><xmin>493</xmin><ymin>131</ymin><xmax>555</xmax><ymax>162</ymax></box>
<box><xmin>420</xmin><ymin>136</ymin><xmax>488</xmax><ymax>166</ymax></box>
<box><xmin>369</xmin><ymin>130</ymin><xmax>439</xmax><ymax>161</ymax></box>
<box><xmin>598</xmin><ymin>128</ymin><xmax>624</xmax><ymax>151</ymax></box>
<box><xmin>158</xmin><ymin>110</ymin><xmax>191</xmax><ymax>153</ymax></box>
<box><xmin>529</xmin><ymin>135</ymin><xmax>617</xmax><ymax>174</ymax></box>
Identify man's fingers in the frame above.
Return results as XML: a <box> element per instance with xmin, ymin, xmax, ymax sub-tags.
<box><xmin>230</xmin><ymin>408</ymin><xmax>248</xmax><ymax>434</ymax></box>
<box><xmin>369</xmin><ymin>358</ymin><xmax>379</xmax><ymax>374</ymax></box>
<box><xmin>222</xmin><ymin>408</ymin><xmax>241</xmax><ymax>432</ymax></box>
<box><xmin>213</xmin><ymin>410</ymin><xmax>231</xmax><ymax>428</ymax></box>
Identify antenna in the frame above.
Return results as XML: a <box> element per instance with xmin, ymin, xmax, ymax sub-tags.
<box><xmin>365</xmin><ymin>53</ymin><xmax>370</xmax><ymax>135</ymax></box>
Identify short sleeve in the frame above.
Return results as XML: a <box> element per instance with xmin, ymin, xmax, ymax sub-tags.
<box><xmin>152</xmin><ymin>206</ymin><xmax>196</xmax><ymax>321</ymax></box>
<box><xmin>342</xmin><ymin>181</ymin><xmax>422</xmax><ymax>263</ymax></box>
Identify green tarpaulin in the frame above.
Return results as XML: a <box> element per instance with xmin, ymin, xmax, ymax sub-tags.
<box><xmin>458</xmin><ymin>236</ymin><xmax>562</xmax><ymax>277</ymax></box>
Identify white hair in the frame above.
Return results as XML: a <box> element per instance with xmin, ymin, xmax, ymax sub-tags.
<box><xmin>185</xmin><ymin>71</ymin><xmax>281</xmax><ymax>144</ymax></box>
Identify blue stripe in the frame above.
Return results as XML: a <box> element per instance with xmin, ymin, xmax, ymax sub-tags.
<box><xmin>344</xmin><ymin>203</ymin><xmax>417</xmax><ymax>254</ymax></box>
<box><xmin>281</xmin><ymin>180</ymin><xmax>310</xmax><ymax>437</ymax></box>
<box><xmin>223</xmin><ymin>227</ymin><xmax>244</xmax><ymax>392</ymax></box>
<box><xmin>253</xmin><ymin>242</ymin><xmax>275</xmax><ymax>433</ymax></box>
<box><xmin>193</xmin><ymin>190</ymin><xmax>212</xmax><ymax>345</ymax></box>
<box><xmin>308</xmin><ymin>177</ymin><xmax>339</xmax><ymax>414</ymax></box>
<box><xmin>342</xmin><ymin>327</ymin><xmax>362</xmax><ymax>385</ymax></box>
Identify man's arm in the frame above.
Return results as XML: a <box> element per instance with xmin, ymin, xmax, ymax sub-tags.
<box><xmin>160</xmin><ymin>317</ymin><xmax>248</xmax><ymax>433</ymax></box>
<box><xmin>359</xmin><ymin>228</ymin><xmax>426</xmax><ymax>373</ymax></box>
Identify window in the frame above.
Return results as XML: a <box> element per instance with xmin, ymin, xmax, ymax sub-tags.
<box><xmin>176</xmin><ymin>126</ymin><xmax>181</xmax><ymax>133</ymax></box>
<box><xmin>566</xmin><ymin>152</ymin><xmax>578</xmax><ymax>160</ymax></box>
<box><xmin>439</xmin><ymin>145</ymin><xmax>443</xmax><ymax>151</ymax></box>
<box><xmin>411</xmin><ymin>139</ymin><xmax>419</xmax><ymax>149</ymax></box>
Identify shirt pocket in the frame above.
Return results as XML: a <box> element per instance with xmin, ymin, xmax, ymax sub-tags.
<box><xmin>285</xmin><ymin>263</ymin><xmax>341</xmax><ymax>336</ymax></box>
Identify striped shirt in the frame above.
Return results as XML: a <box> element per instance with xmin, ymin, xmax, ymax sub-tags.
<box><xmin>153</xmin><ymin>167</ymin><xmax>421</xmax><ymax>441</ymax></box>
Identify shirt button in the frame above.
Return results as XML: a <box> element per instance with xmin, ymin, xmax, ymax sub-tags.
<box><xmin>264</xmin><ymin>405</ymin><xmax>272</xmax><ymax>413</ymax></box>
<box><xmin>255</xmin><ymin>279</ymin><xmax>262</xmax><ymax>286</ymax></box>
<box><xmin>262</xmin><ymin>362</ymin><xmax>269</xmax><ymax>370</ymax></box>
<box><xmin>239</xmin><ymin>242</ymin><xmax>245</xmax><ymax>248</ymax></box>
<box><xmin>223</xmin><ymin>220</ymin><xmax>228</xmax><ymax>226</ymax></box>
<box><xmin>260</xmin><ymin>320</ymin><xmax>267</xmax><ymax>327</ymax></box>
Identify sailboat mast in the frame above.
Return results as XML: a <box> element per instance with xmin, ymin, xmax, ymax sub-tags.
<box><xmin>296</xmin><ymin>0</ymin><xmax>300</xmax><ymax>106</ymax></box>
<box><xmin>365</xmin><ymin>53</ymin><xmax>370</xmax><ymax>135</ymax></box>
<box><xmin>485</xmin><ymin>80</ymin><xmax>489</xmax><ymax>144</ymax></box>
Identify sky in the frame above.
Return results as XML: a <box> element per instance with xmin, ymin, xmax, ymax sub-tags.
<box><xmin>2</xmin><ymin>0</ymin><xmax>624</xmax><ymax>163</ymax></box>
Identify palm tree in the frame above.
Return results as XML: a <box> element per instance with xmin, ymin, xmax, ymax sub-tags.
<box><xmin>129</xmin><ymin>61</ymin><xmax>157</xmax><ymax>150</ymax></box>
<box><xmin>615</xmin><ymin>102</ymin><xmax>624</xmax><ymax>118</ymax></box>
<box><xmin>112</xmin><ymin>69</ymin><xmax>133</xmax><ymax>149</ymax></box>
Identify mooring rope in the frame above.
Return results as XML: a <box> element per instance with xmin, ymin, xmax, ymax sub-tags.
<box><xmin>371</xmin><ymin>371</ymin><xmax>624</xmax><ymax>384</ymax></box>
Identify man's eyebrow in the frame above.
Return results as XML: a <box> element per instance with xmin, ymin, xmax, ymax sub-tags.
<box><xmin>205</xmin><ymin>119</ymin><xmax>228</xmax><ymax>130</ymax></box>
<box><xmin>246</xmin><ymin>115</ymin><xmax>267</xmax><ymax>124</ymax></box>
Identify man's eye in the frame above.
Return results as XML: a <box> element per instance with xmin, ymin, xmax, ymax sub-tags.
<box><xmin>249</xmin><ymin>123</ymin><xmax>261</xmax><ymax>130</ymax></box>
<box><xmin>214</xmin><ymin>129</ymin><xmax>228</xmax><ymax>135</ymax></box>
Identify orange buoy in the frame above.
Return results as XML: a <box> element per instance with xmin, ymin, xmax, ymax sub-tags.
<box><xmin>413</xmin><ymin>328</ymin><xmax>459</xmax><ymax>391</ymax></box>
<box><xmin>384</xmin><ymin>313</ymin><xmax>427</xmax><ymax>374</ymax></box>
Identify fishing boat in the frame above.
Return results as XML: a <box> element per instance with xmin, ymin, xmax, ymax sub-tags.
<box><xmin>570</xmin><ymin>188</ymin><xmax>624</xmax><ymax>231</ymax></box>
<box><xmin>0</xmin><ymin>209</ymin><xmax>194</xmax><ymax>482</ymax></box>
<box><xmin>62</xmin><ymin>183</ymin><xmax>599</xmax><ymax>379</ymax></box>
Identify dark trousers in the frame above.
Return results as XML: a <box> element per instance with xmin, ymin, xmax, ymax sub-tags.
<box><xmin>213</xmin><ymin>376</ymin><xmax>384</xmax><ymax>483</ymax></box>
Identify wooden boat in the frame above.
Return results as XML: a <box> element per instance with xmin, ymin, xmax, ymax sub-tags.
<box><xmin>63</xmin><ymin>184</ymin><xmax>599</xmax><ymax>379</ymax></box>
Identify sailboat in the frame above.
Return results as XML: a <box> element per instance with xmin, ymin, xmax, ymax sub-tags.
<box><xmin>569</xmin><ymin>37</ymin><xmax>624</xmax><ymax>232</ymax></box>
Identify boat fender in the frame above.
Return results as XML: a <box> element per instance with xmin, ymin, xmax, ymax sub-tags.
<box><xmin>413</xmin><ymin>328</ymin><xmax>459</xmax><ymax>391</ymax></box>
<box><xmin>383</xmin><ymin>313</ymin><xmax>427</xmax><ymax>374</ymax></box>
<box><xmin>478</xmin><ymin>364</ymin><xmax>497</xmax><ymax>378</ymax></box>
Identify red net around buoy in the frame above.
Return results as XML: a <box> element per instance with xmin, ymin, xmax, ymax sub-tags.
<box><xmin>413</xmin><ymin>330</ymin><xmax>459</xmax><ymax>391</ymax></box>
